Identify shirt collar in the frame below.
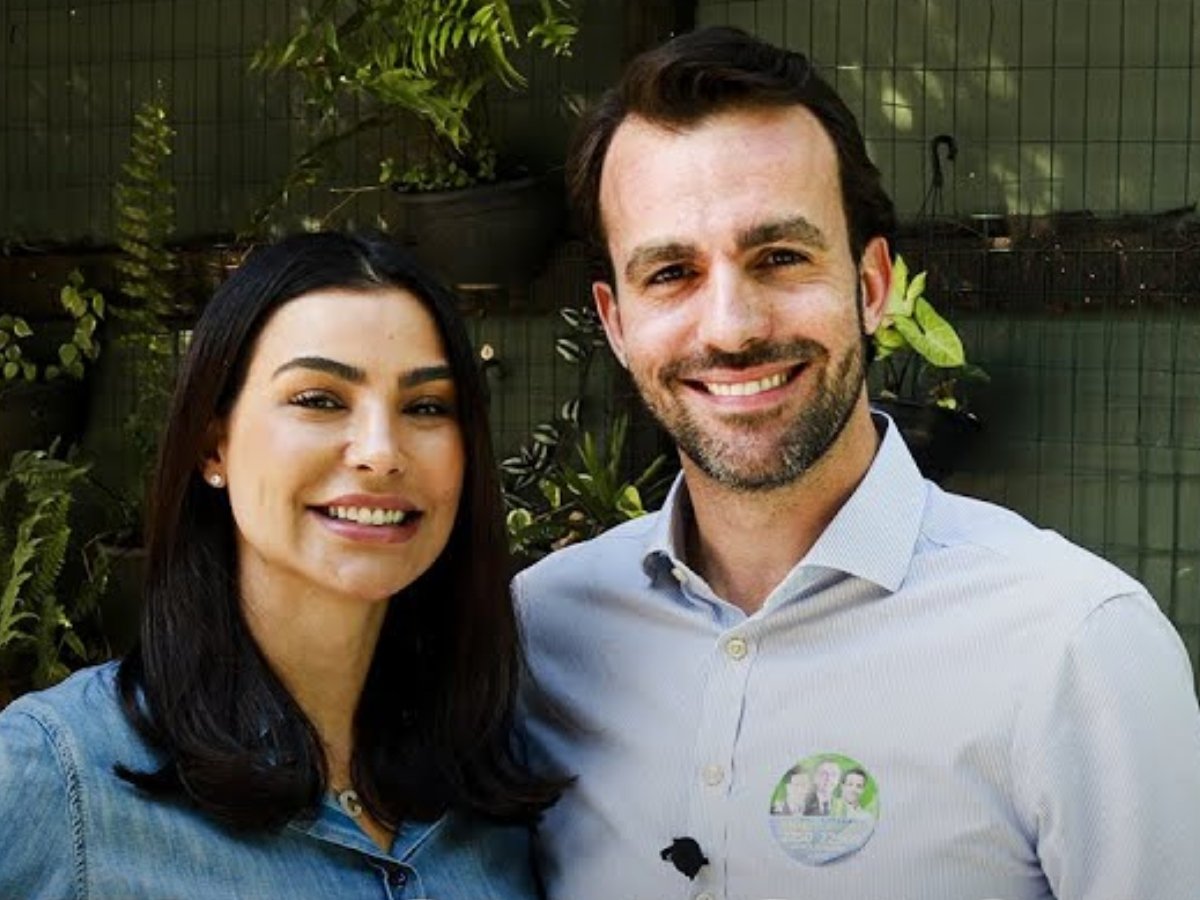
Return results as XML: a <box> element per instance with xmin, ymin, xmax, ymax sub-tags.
<box><xmin>642</xmin><ymin>413</ymin><xmax>927</xmax><ymax>594</ymax></box>
<box><xmin>288</xmin><ymin>795</ymin><xmax>445</xmax><ymax>864</ymax></box>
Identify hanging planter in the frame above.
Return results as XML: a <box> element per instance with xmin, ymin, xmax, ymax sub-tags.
<box><xmin>389</xmin><ymin>173</ymin><xmax>565</xmax><ymax>290</ymax></box>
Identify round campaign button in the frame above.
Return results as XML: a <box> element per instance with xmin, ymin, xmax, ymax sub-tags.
<box><xmin>767</xmin><ymin>752</ymin><xmax>879</xmax><ymax>866</ymax></box>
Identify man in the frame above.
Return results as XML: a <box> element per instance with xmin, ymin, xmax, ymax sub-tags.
<box><xmin>514</xmin><ymin>26</ymin><xmax>1200</xmax><ymax>900</ymax></box>
<box><xmin>805</xmin><ymin>759</ymin><xmax>842</xmax><ymax>817</ymax></box>
<box><xmin>836</xmin><ymin>768</ymin><xmax>871</xmax><ymax>819</ymax></box>
<box><xmin>770</xmin><ymin>767</ymin><xmax>812</xmax><ymax>817</ymax></box>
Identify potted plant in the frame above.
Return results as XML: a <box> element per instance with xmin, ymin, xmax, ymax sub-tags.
<box><xmin>83</xmin><ymin>96</ymin><xmax>186</xmax><ymax>644</ymax></box>
<box><xmin>0</xmin><ymin>271</ymin><xmax>106</xmax><ymax>465</ymax></box>
<box><xmin>499</xmin><ymin>303</ymin><xmax>673</xmax><ymax>565</ymax></box>
<box><xmin>251</xmin><ymin>0</ymin><xmax>578</xmax><ymax>288</ymax></box>
<box><xmin>871</xmin><ymin>254</ymin><xmax>988</xmax><ymax>481</ymax></box>
<box><xmin>0</xmin><ymin>445</ymin><xmax>112</xmax><ymax>708</ymax></box>
<box><xmin>504</xmin><ymin>414</ymin><xmax>670</xmax><ymax>566</ymax></box>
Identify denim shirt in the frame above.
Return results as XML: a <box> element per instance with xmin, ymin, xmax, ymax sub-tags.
<box><xmin>0</xmin><ymin>664</ymin><xmax>539</xmax><ymax>899</ymax></box>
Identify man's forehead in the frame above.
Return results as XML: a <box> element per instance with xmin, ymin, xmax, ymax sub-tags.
<box><xmin>598</xmin><ymin>105</ymin><xmax>844</xmax><ymax>262</ymax></box>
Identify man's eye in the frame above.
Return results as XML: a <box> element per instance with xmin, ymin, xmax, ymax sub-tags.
<box><xmin>647</xmin><ymin>264</ymin><xmax>690</xmax><ymax>285</ymax></box>
<box><xmin>290</xmin><ymin>390</ymin><xmax>343</xmax><ymax>410</ymax></box>
<box><xmin>762</xmin><ymin>248</ymin><xmax>807</xmax><ymax>267</ymax></box>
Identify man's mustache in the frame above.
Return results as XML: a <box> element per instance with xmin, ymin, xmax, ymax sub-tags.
<box><xmin>660</xmin><ymin>338</ymin><xmax>828</xmax><ymax>381</ymax></box>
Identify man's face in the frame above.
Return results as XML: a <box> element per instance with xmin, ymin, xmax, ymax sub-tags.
<box><xmin>841</xmin><ymin>772</ymin><xmax>866</xmax><ymax>808</ymax></box>
<box><xmin>593</xmin><ymin>106</ymin><xmax>890</xmax><ymax>492</ymax></box>
<box><xmin>785</xmin><ymin>770</ymin><xmax>811</xmax><ymax>806</ymax></box>
<box><xmin>815</xmin><ymin>760</ymin><xmax>842</xmax><ymax>797</ymax></box>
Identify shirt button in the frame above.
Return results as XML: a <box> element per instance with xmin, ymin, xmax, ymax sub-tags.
<box><xmin>724</xmin><ymin>637</ymin><xmax>748</xmax><ymax>660</ymax></box>
<box><xmin>702</xmin><ymin>763</ymin><xmax>725</xmax><ymax>786</ymax></box>
<box><xmin>696</xmin><ymin>893</ymin><xmax>715</xmax><ymax>900</ymax></box>
<box><xmin>670</xmin><ymin>565</ymin><xmax>687</xmax><ymax>584</ymax></box>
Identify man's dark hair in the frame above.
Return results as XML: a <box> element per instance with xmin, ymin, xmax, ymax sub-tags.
<box><xmin>566</xmin><ymin>26</ymin><xmax>896</xmax><ymax>275</ymax></box>
<box><xmin>116</xmin><ymin>231</ymin><xmax>563</xmax><ymax>830</ymax></box>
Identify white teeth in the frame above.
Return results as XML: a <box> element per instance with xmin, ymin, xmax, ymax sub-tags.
<box><xmin>705</xmin><ymin>371</ymin><xmax>789</xmax><ymax>397</ymax></box>
<box><xmin>327</xmin><ymin>506</ymin><xmax>408</xmax><ymax>526</ymax></box>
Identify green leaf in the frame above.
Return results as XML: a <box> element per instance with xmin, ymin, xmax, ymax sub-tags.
<box><xmin>12</xmin><ymin>318</ymin><xmax>33</xmax><ymax>339</ymax></box>
<box><xmin>506</xmin><ymin>507</ymin><xmax>533</xmax><ymax>531</ymax></box>
<box><xmin>897</xmin><ymin>296</ymin><xmax>969</xmax><ymax>367</ymax></box>
<box><xmin>961</xmin><ymin>363</ymin><xmax>990</xmax><ymax>383</ymax></box>
<box><xmin>532</xmin><ymin>423</ymin><xmax>560</xmax><ymax>447</ymax></box>
<box><xmin>616</xmin><ymin>484</ymin><xmax>644</xmax><ymax>519</ymax></box>
<box><xmin>61</xmin><ymin>285</ymin><xmax>87</xmax><ymax>318</ymax></box>
<box><xmin>873</xmin><ymin>324</ymin><xmax>907</xmax><ymax>351</ymax></box>
<box><xmin>905</xmin><ymin>269</ymin><xmax>927</xmax><ymax>305</ymax></box>
<box><xmin>885</xmin><ymin>255</ymin><xmax>913</xmax><ymax>318</ymax></box>
<box><xmin>539</xmin><ymin>479</ymin><xmax>562</xmax><ymax>508</ymax></box>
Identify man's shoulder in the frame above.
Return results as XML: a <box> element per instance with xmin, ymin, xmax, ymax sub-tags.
<box><xmin>924</xmin><ymin>486</ymin><xmax>1144</xmax><ymax>599</ymax></box>
<box><xmin>515</xmin><ymin>510</ymin><xmax>662</xmax><ymax>593</ymax></box>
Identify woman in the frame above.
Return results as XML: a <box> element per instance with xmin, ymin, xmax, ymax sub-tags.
<box><xmin>0</xmin><ymin>232</ymin><xmax>562</xmax><ymax>898</ymax></box>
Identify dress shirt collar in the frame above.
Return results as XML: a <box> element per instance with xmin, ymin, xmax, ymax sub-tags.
<box><xmin>643</xmin><ymin>413</ymin><xmax>927</xmax><ymax>594</ymax></box>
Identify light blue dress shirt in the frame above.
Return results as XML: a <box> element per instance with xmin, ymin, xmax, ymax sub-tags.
<box><xmin>0</xmin><ymin>663</ymin><xmax>539</xmax><ymax>899</ymax></box>
<box><xmin>515</xmin><ymin>417</ymin><xmax>1200</xmax><ymax>900</ymax></box>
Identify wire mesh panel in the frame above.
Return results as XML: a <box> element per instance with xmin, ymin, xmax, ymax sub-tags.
<box><xmin>697</xmin><ymin>0</ymin><xmax>1200</xmax><ymax>219</ymax></box>
<box><xmin>2</xmin><ymin>0</ymin><xmax>301</xmax><ymax>241</ymax></box>
<box><xmin>0</xmin><ymin>0</ymin><xmax>602</xmax><ymax>243</ymax></box>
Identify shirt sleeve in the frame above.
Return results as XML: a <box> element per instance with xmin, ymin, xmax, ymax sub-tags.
<box><xmin>0</xmin><ymin>702</ymin><xmax>83</xmax><ymax>899</ymax></box>
<box><xmin>1012</xmin><ymin>591</ymin><xmax>1200</xmax><ymax>899</ymax></box>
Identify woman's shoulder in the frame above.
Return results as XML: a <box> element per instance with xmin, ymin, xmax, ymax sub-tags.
<box><xmin>2</xmin><ymin>662</ymin><xmax>121</xmax><ymax>730</ymax></box>
<box><xmin>0</xmin><ymin>661</ymin><xmax>154</xmax><ymax>771</ymax></box>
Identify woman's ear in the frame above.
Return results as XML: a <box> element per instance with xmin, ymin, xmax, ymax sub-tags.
<box><xmin>199</xmin><ymin>419</ymin><xmax>227</xmax><ymax>487</ymax></box>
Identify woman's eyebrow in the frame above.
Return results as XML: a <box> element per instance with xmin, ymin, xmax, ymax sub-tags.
<box><xmin>402</xmin><ymin>364</ymin><xmax>454</xmax><ymax>387</ymax></box>
<box><xmin>273</xmin><ymin>356</ymin><xmax>363</xmax><ymax>382</ymax></box>
<box><xmin>272</xmin><ymin>358</ymin><xmax>453</xmax><ymax>387</ymax></box>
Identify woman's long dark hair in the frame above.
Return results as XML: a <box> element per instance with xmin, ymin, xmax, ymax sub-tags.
<box><xmin>116</xmin><ymin>232</ymin><xmax>562</xmax><ymax>829</ymax></box>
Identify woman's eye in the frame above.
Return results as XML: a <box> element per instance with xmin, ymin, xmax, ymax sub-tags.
<box><xmin>407</xmin><ymin>398</ymin><xmax>454</xmax><ymax>417</ymax></box>
<box><xmin>290</xmin><ymin>390</ymin><xmax>343</xmax><ymax>410</ymax></box>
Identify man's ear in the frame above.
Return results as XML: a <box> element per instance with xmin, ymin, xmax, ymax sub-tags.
<box><xmin>593</xmin><ymin>281</ymin><xmax>628</xmax><ymax>369</ymax></box>
<box><xmin>857</xmin><ymin>236</ymin><xmax>892</xmax><ymax>336</ymax></box>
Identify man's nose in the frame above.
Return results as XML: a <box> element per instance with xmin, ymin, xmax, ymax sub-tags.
<box><xmin>694</xmin><ymin>262</ymin><xmax>772</xmax><ymax>353</ymax></box>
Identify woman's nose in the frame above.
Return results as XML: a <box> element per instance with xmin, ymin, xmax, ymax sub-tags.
<box><xmin>345</xmin><ymin>409</ymin><xmax>406</xmax><ymax>475</ymax></box>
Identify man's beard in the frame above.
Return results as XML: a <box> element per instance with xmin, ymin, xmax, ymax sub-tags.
<box><xmin>632</xmin><ymin>334</ymin><xmax>868</xmax><ymax>493</ymax></box>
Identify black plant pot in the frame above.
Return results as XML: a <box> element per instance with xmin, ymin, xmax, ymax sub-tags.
<box><xmin>390</xmin><ymin>174</ymin><xmax>566</xmax><ymax>290</ymax></box>
<box><xmin>0</xmin><ymin>380</ymin><xmax>89</xmax><ymax>465</ymax></box>
<box><xmin>871</xmin><ymin>397</ymin><xmax>981</xmax><ymax>483</ymax></box>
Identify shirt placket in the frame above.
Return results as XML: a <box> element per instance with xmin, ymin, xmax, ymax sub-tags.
<box><xmin>683</xmin><ymin>621</ymin><xmax>758</xmax><ymax>900</ymax></box>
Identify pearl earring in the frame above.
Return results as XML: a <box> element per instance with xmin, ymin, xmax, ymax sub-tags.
<box><xmin>208</xmin><ymin>473</ymin><xmax>225</xmax><ymax>488</ymax></box>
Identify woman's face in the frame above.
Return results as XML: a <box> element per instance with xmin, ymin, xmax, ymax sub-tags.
<box><xmin>206</xmin><ymin>286</ymin><xmax>465</xmax><ymax>609</ymax></box>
